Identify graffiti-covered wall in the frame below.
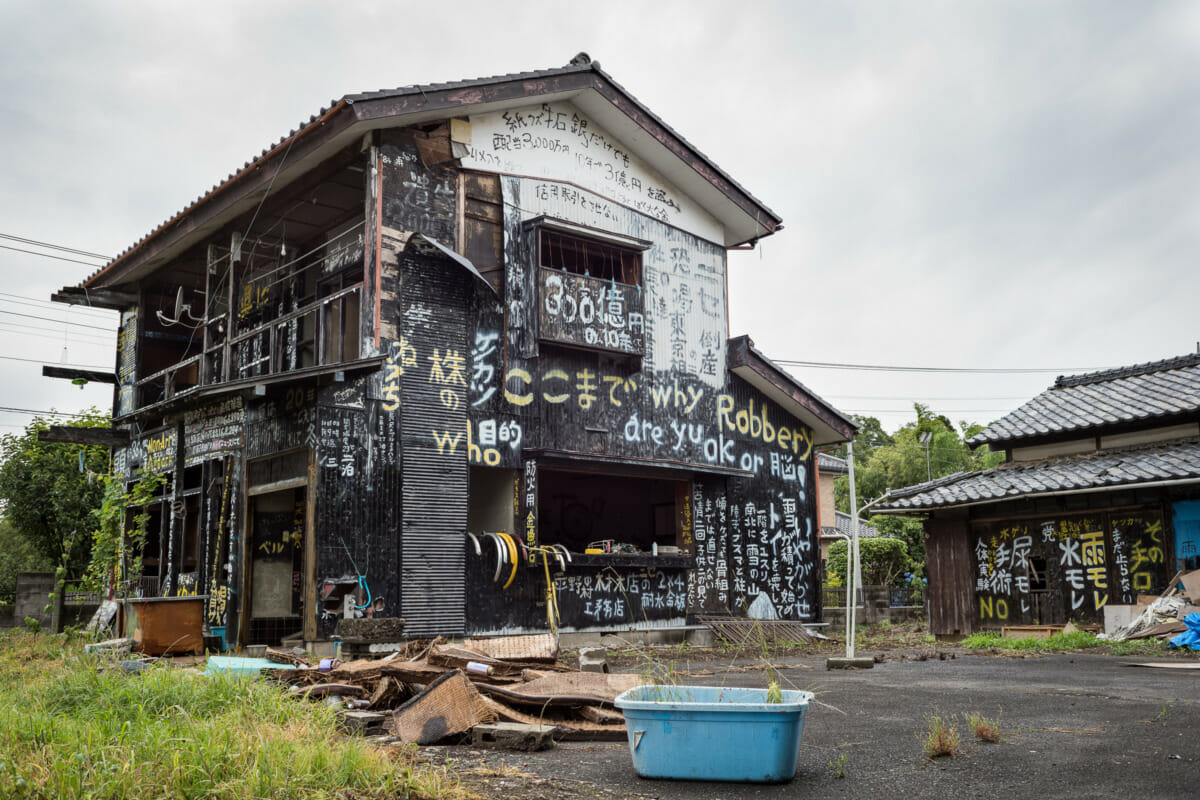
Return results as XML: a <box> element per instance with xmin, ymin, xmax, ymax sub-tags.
<box><xmin>971</xmin><ymin>508</ymin><xmax>1168</xmax><ymax>627</ymax></box>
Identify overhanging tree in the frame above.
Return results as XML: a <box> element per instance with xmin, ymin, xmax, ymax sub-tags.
<box><xmin>0</xmin><ymin>410</ymin><xmax>110</xmax><ymax>580</ymax></box>
<box><xmin>830</xmin><ymin>405</ymin><xmax>1004</xmax><ymax>579</ymax></box>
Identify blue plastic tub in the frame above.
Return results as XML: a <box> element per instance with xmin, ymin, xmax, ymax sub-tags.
<box><xmin>614</xmin><ymin>684</ymin><xmax>813</xmax><ymax>783</ymax></box>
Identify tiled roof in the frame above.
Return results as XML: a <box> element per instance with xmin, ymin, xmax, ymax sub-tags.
<box><xmin>821</xmin><ymin>511</ymin><xmax>881</xmax><ymax>539</ymax></box>
<box><xmin>818</xmin><ymin>452</ymin><xmax>848</xmax><ymax>474</ymax></box>
<box><xmin>876</xmin><ymin>437</ymin><xmax>1200</xmax><ymax>512</ymax></box>
<box><xmin>82</xmin><ymin>53</ymin><xmax>781</xmax><ymax>289</ymax></box>
<box><xmin>968</xmin><ymin>353</ymin><xmax>1200</xmax><ymax>447</ymax></box>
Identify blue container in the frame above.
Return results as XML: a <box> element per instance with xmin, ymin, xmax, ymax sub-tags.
<box><xmin>614</xmin><ymin>684</ymin><xmax>813</xmax><ymax>783</ymax></box>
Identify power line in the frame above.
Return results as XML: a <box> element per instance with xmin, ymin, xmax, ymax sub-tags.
<box><xmin>0</xmin><ymin>244</ymin><xmax>109</xmax><ymax>267</ymax></box>
<box><xmin>0</xmin><ymin>233</ymin><xmax>112</xmax><ymax>261</ymax></box>
<box><xmin>0</xmin><ymin>292</ymin><xmax>114</xmax><ymax>317</ymax></box>
<box><xmin>827</xmin><ymin>394</ymin><xmax>1029</xmax><ymax>401</ymax></box>
<box><xmin>775</xmin><ymin>358</ymin><xmax>1105</xmax><ymax>374</ymax></box>
<box><xmin>0</xmin><ymin>354</ymin><xmax>111</xmax><ymax>369</ymax></box>
<box><xmin>0</xmin><ymin>309</ymin><xmax>114</xmax><ymax>332</ymax></box>
<box><xmin>0</xmin><ymin>406</ymin><xmax>100</xmax><ymax>419</ymax></box>
<box><xmin>0</xmin><ymin>323</ymin><xmax>114</xmax><ymax>345</ymax></box>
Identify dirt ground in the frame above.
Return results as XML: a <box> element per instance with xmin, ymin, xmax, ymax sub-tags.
<box><xmin>405</xmin><ymin>624</ymin><xmax>1200</xmax><ymax>799</ymax></box>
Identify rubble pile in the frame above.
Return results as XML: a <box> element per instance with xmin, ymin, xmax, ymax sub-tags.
<box><xmin>1103</xmin><ymin>569</ymin><xmax>1200</xmax><ymax>642</ymax></box>
<box><xmin>263</xmin><ymin>634</ymin><xmax>639</xmax><ymax>745</ymax></box>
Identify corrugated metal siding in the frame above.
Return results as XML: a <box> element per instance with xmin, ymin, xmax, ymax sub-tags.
<box><xmin>399</xmin><ymin>252</ymin><xmax>470</xmax><ymax>636</ymax></box>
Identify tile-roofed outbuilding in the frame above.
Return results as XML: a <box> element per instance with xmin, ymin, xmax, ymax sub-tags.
<box><xmin>967</xmin><ymin>352</ymin><xmax>1200</xmax><ymax>448</ymax></box>
<box><xmin>820</xmin><ymin>510</ymin><xmax>881</xmax><ymax>539</ymax></box>
<box><xmin>818</xmin><ymin>452</ymin><xmax>848</xmax><ymax>474</ymax></box>
<box><xmin>875</xmin><ymin>437</ymin><xmax>1200</xmax><ymax>512</ymax></box>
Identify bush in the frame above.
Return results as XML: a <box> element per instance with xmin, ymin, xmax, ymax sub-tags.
<box><xmin>826</xmin><ymin>537</ymin><xmax>914</xmax><ymax>586</ymax></box>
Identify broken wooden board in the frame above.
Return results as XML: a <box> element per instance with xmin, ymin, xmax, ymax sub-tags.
<box><xmin>476</xmin><ymin>696</ymin><xmax>626</xmax><ymax>741</ymax></box>
<box><xmin>460</xmin><ymin>633</ymin><xmax>558</xmax><ymax>662</ymax></box>
<box><xmin>1178</xmin><ymin>570</ymin><xmax>1200</xmax><ymax>603</ymax></box>
<box><xmin>511</xmin><ymin>672</ymin><xmax>641</xmax><ymax>702</ymax></box>
<box><xmin>1127</xmin><ymin>621</ymin><xmax>1188</xmax><ymax>640</ymax></box>
<box><xmin>387</xmin><ymin>670</ymin><xmax>496</xmax><ymax>745</ymax></box>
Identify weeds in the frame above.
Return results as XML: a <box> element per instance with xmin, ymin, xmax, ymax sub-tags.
<box><xmin>965</xmin><ymin>711</ymin><xmax>1002</xmax><ymax>743</ymax></box>
<box><xmin>828</xmin><ymin>752</ymin><xmax>848</xmax><ymax>778</ymax></box>
<box><xmin>0</xmin><ymin>630</ymin><xmax>467</xmax><ymax>800</ymax></box>
<box><xmin>918</xmin><ymin>712</ymin><xmax>961</xmax><ymax>759</ymax></box>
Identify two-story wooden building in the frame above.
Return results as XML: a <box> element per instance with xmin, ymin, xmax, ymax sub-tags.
<box><xmin>52</xmin><ymin>54</ymin><xmax>855</xmax><ymax>650</ymax></box>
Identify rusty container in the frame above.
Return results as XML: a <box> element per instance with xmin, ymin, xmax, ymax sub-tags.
<box><xmin>124</xmin><ymin>596</ymin><xmax>206</xmax><ymax>656</ymax></box>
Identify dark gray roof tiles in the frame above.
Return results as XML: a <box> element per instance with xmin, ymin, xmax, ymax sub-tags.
<box><xmin>968</xmin><ymin>353</ymin><xmax>1200</xmax><ymax>446</ymax></box>
<box><xmin>877</xmin><ymin>437</ymin><xmax>1200</xmax><ymax>512</ymax></box>
<box><xmin>817</xmin><ymin>452</ymin><xmax>848</xmax><ymax>474</ymax></box>
<box><xmin>820</xmin><ymin>511</ymin><xmax>881</xmax><ymax>539</ymax></box>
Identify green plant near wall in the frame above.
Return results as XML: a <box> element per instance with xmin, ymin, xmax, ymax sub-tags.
<box><xmin>82</xmin><ymin>470</ymin><xmax>164</xmax><ymax>594</ymax></box>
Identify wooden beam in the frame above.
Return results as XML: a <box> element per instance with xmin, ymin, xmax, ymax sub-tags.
<box><xmin>51</xmin><ymin>287</ymin><xmax>136</xmax><ymax>311</ymax></box>
<box><xmin>42</xmin><ymin>366</ymin><xmax>119</xmax><ymax>385</ymax></box>
<box><xmin>38</xmin><ymin>426</ymin><xmax>129</xmax><ymax>447</ymax></box>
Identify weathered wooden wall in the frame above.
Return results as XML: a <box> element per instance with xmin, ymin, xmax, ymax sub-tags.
<box><xmin>924</xmin><ymin>512</ymin><xmax>973</xmax><ymax>637</ymax></box>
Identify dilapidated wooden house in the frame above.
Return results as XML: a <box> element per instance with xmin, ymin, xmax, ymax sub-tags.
<box><xmin>50</xmin><ymin>54</ymin><xmax>855</xmax><ymax>650</ymax></box>
<box><xmin>875</xmin><ymin>353</ymin><xmax>1200</xmax><ymax>638</ymax></box>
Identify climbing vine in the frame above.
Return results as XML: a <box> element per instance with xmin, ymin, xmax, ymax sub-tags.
<box><xmin>83</xmin><ymin>470</ymin><xmax>165</xmax><ymax>594</ymax></box>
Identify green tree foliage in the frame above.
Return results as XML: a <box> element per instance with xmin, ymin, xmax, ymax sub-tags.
<box><xmin>0</xmin><ymin>518</ymin><xmax>52</xmax><ymax>603</ymax></box>
<box><xmin>834</xmin><ymin>405</ymin><xmax>1004</xmax><ymax>513</ymax></box>
<box><xmin>825</xmin><ymin>537</ymin><xmax>914</xmax><ymax>587</ymax></box>
<box><xmin>828</xmin><ymin>405</ymin><xmax>1004</xmax><ymax>580</ymax></box>
<box><xmin>0</xmin><ymin>411</ymin><xmax>110</xmax><ymax>579</ymax></box>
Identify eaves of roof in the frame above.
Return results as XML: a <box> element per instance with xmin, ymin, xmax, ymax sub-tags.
<box><xmin>82</xmin><ymin>54</ymin><xmax>783</xmax><ymax>291</ymax></box>
<box><xmin>726</xmin><ymin>335</ymin><xmax>857</xmax><ymax>447</ymax></box>
<box><xmin>875</xmin><ymin>436</ymin><xmax>1200</xmax><ymax>514</ymax></box>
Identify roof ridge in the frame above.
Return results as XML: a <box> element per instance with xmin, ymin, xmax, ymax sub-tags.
<box><xmin>1054</xmin><ymin>352</ymin><xmax>1200</xmax><ymax>388</ymax></box>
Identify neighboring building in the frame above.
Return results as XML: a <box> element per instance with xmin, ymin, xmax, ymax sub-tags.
<box><xmin>875</xmin><ymin>353</ymin><xmax>1200</xmax><ymax>638</ymax></box>
<box><xmin>48</xmin><ymin>55</ymin><xmax>855</xmax><ymax>649</ymax></box>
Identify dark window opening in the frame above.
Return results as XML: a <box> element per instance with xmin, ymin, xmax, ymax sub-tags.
<box><xmin>540</xmin><ymin>229</ymin><xmax>642</xmax><ymax>285</ymax></box>
<box><xmin>537</xmin><ymin>469</ymin><xmax>684</xmax><ymax>554</ymax></box>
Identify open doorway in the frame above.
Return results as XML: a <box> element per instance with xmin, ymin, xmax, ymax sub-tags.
<box><xmin>244</xmin><ymin>449</ymin><xmax>310</xmax><ymax>646</ymax></box>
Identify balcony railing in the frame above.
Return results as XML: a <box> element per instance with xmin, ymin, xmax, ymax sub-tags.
<box><xmin>221</xmin><ymin>284</ymin><xmax>361</xmax><ymax>383</ymax></box>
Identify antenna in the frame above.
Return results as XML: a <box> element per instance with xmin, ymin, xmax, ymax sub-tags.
<box><xmin>156</xmin><ymin>286</ymin><xmax>205</xmax><ymax>327</ymax></box>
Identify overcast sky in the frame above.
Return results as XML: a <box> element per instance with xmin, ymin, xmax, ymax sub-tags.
<box><xmin>1</xmin><ymin>0</ymin><xmax>1197</xmax><ymax>441</ymax></box>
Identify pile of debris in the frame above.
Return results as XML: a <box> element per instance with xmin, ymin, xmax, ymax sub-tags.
<box><xmin>263</xmin><ymin>634</ymin><xmax>639</xmax><ymax>746</ymax></box>
<box><xmin>1103</xmin><ymin>569</ymin><xmax>1200</xmax><ymax>642</ymax></box>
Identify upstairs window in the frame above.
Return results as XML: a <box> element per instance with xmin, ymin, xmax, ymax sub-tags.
<box><xmin>540</xmin><ymin>228</ymin><xmax>642</xmax><ymax>286</ymax></box>
<box><xmin>531</xmin><ymin>219</ymin><xmax>649</xmax><ymax>357</ymax></box>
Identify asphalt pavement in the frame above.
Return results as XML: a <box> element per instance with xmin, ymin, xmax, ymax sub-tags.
<box><xmin>458</xmin><ymin>651</ymin><xmax>1200</xmax><ymax>799</ymax></box>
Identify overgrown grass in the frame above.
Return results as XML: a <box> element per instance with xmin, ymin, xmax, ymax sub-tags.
<box><xmin>0</xmin><ymin>630</ymin><xmax>471</xmax><ymax>800</ymax></box>
<box><xmin>961</xmin><ymin>630</ymin><xmax>1172</xmax><ymax>655</ymax></box>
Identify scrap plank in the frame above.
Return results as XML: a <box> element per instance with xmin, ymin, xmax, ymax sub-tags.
<box><xmin>387</xmin><ymin>670</ymin><xmax>496</xmax><ymax>745</ymax></box>
<box><xmin>461</xmin><ymin>633</ymin><xmax>558</xmax><ymax>662</ymax></box>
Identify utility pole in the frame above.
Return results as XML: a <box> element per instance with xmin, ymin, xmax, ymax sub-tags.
<box><xmin>918</xmin><ymin>430</ymin><xmax>933</xmax><ymax>482</ymax></box>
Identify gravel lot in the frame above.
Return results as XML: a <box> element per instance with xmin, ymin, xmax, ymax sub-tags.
<box><xmin>445</xmin><ymin>650</ymin><xmax>1200</xmax><ymax>799</ymax></box>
